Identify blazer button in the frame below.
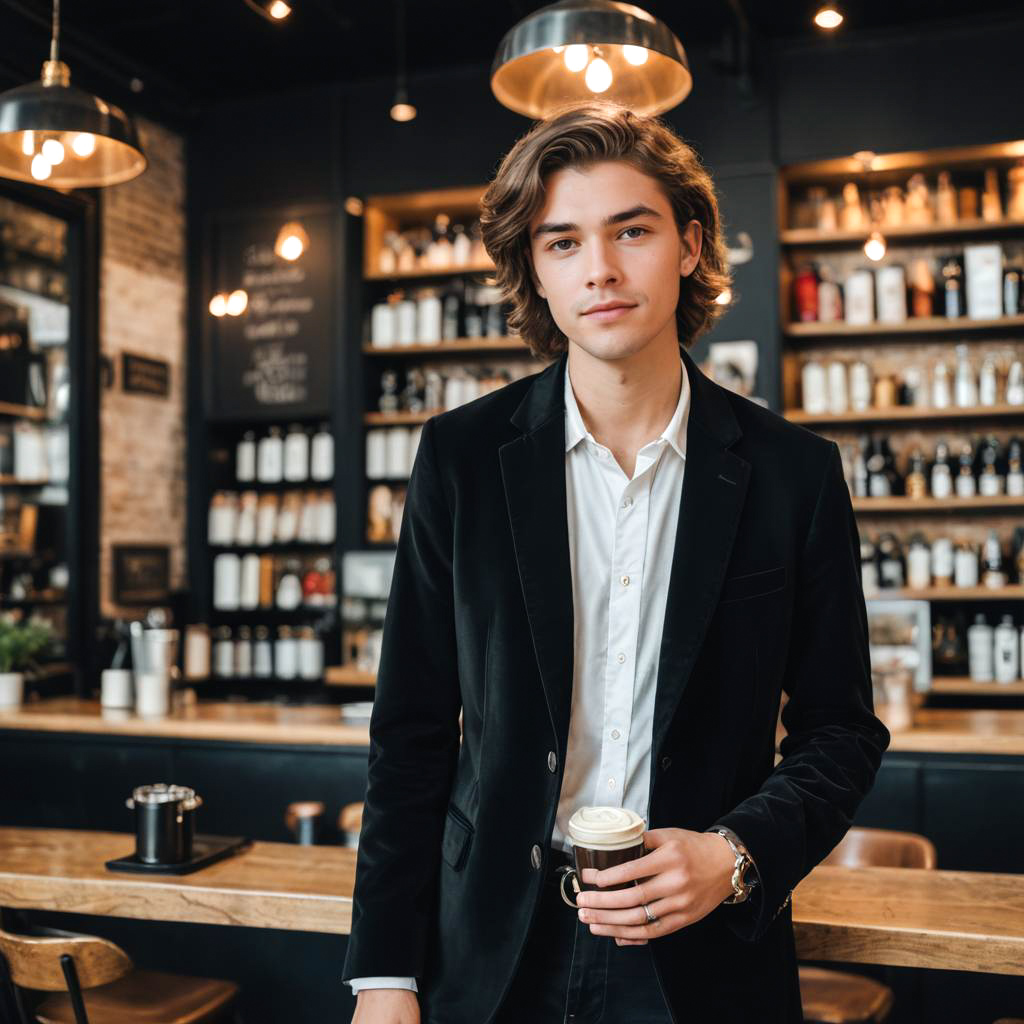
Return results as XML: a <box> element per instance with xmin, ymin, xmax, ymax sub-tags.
<box><xmin>660</xmin><ymin>755</ymin><xmax>672</xmax><ymax>771</ymax></box>
<box><xmin>530</xmin><ymin>844</ymin><xmax>543</xmax><ymax>871</ymax></box>
<box><xmin>547</xmin><ymin>751</ymin><xmax>558</xmax><ymax>773</ymax></box>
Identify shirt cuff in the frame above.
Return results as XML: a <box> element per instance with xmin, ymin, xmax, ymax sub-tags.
<box><xmin>347</xmin><ymin>976</ymin><xmax>419</xmax><ymax>994</ymax></box>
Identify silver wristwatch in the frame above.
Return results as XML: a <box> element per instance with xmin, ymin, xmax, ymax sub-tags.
<box><xmin>709</xmin><ymin>828</ymin><xmax>758</xmax><ymax>904</ymax></box>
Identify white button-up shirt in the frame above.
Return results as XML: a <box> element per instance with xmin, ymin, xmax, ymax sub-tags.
<box><xmin>554</xmin><ymin>356</ymin><xmax>689</xmax><ymax>850</ymax></box>
<box><xmin>348</xmin><ymin>356</ymin><xmax>690</xmax><ymax>995</ymax></box>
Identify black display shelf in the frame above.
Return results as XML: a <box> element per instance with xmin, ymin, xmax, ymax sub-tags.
<box><xmin>208</xmin><ymin>543</ymin><xmax>335</xmax><ymax>554</ymax></box>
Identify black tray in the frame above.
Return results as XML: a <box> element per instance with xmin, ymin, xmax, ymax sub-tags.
<box><xmin>105</xmin><ymin>835</ymin><xmax>251</xmax><ymax>875</ymax></box>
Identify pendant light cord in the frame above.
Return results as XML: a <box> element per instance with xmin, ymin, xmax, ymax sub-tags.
<box><xmin>395</xmin><ymin>0</ymin><xmax>407</xmax><ymax>91</ymax></box>
<box><xmin>50</xmin><ymin>0</ymin><xmax>60</xmax><ymax>64</ymax></box>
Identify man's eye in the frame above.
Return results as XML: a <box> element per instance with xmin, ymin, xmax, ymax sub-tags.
<box><xmin>550</xmin><ymin>239</ymin><xmax>576</xmax><ymax>252</ymax></box>
<box><xmin>620</xmin><ymin>226</ymin><xmax>648</xmax><ymax>239</ymax></box>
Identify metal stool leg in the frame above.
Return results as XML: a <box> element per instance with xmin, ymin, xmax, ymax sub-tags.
<box><xmin>59</xmin><ymin>954</ymin><xmax>90</xmax><ymax>1024</ymax></box>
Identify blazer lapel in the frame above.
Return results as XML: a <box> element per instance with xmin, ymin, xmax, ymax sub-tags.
<box><xmin>649</xmin><ymin>346</ymin><xmax>751</xmax><ymax>781</ymax></box>
<box><xmin>499</xmin><ymin>354</ymin><xmax>575</xmax><ymax>745</ymax></box>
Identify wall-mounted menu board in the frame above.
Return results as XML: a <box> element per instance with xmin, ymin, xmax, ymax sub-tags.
<box><xmin>208</xmin><ymin>207</ymin><xmax>336</xmax><ymax>420</ymax></box>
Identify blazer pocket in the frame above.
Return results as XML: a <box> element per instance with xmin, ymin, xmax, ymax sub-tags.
<box><xmin>719</xmin><ymin>565</ymin><xmax>786</xmax><ymax>604</ymax></box>
<box><xmin>441</xmin><ymin>805</ymin><xmax>474</xmax><ymax>871</ymax></box>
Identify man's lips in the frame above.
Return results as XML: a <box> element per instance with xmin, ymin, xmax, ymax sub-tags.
<box><xmin>581</xmin><ymin>302</ymin><xmax>637</xmax><ymax>321</ymax></box>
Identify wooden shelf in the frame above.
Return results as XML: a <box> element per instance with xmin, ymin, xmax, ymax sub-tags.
<box><xmin>364</xmin><ymin>262</ymin><xmax>495</xmax><ymax>282</ymax></box>
<box><xmin>0</xmin><ymin>477</ymin><xmax>50</xmax><ymax>487</ymax></box>
<box><xmin>785</xmin><ymin>403</ymin><xmax>1024</xmax><ymax>426</ymax></box>
<box><xmin>867</xmin><ymin>586</ymin><xmax>1024</xmax><ymax>601</ymax></box>
<box><xmin>362</xmin><ymin>337</ymin><xmax>529</xmax><ymax>355</ymax></box>
<box><xmin>785</xmin><ymin>314</ymin><xmax>1024</xmax><ymax>339</ymax></box>
<box><xmin>364</xmin><ymin>410</ymin><xmax>433</xmax><ymax>426</ymax></box>
<box><xmin>930</xmin><ymin>677</ymin><xmax>1024</xmax><ymax>695</ymax></box>
<box><xmin>0</xmin><ymin>401</ymin><xmax>45</xmax><ymax>421</ymax></box>
<box><xmin>781</xmin><ymin>217</ymin><xmax>1024</xmax><ymax>247</ymax></box>
<box><xmin>325</xmin><ymin>666</ymin><xmax>377</xmax><ymax>687</ymax></box>
<box><xmin>853</xmin><ymin>496</ymin><xmax>1024</xmax><ymax>513</ymax></box>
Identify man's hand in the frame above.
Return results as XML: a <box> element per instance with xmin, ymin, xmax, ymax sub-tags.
<box><xmin>351</xmin><ymin>988</ymin><xmax>420</xmax><ymax>1023</ymax></box>
<box><xmin>576</xmin><ymin>828</ymin><xmax>735</xmax><ymax>946</ymax></box>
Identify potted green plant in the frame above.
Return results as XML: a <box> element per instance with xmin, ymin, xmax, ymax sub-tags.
<box><xmin>0</xmin><ymin>615</ymin><xmax>53</xmax><ymax>709</ymax></box>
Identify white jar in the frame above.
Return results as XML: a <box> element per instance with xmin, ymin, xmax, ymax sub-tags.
<box><xmin>257</xmin><ymin>427</ymin><xmax>284</xmax><ymax>483</ymax></box>
<box><xmin>212</xmin><ymin>553</ymin><xmax>241</xmax><ymax>610</ymax></box>
<box><xmin>395</xmin><ymin>300</ymin><xmax>418</xmax><ymax>345</ymax></box>
<box><xmin>907</xmin><ymin>541</ymin><xmax>932</xmax><ymax>590</ymax></box>
<box><xmin>954</xmin><ymin>544</ymin><xmax>979</xmax><ymax>588</ymax></box>
<box><xmin>234</xmin><ymin>492</ymin><xmax>257</xmax><ymax>546</ymax></box>
<box><xmin>239</xmin><ymin>554</ymin><xmax>261</xmax><ymax>610</ymax></box>
<box><xmin>283</xmin><ymin>425</ymin><xmax>310</xmax><ymax>482</ymax></box>
<box><xmin>183</xmin><ymin>625</ymin><xmax>211</xmax><ymax>680</ymax></box>
<box><xmin>967</xmin><ymin>616</ymin><xmax>994</xmax><ymax>682</ymax></box>
<box><xmin>365</xmin><ymin>429</ymin><xmax>388</xmax><ymax>479</ymax></box>
<box><xmin>275</xmin><ymin>628</ymin><xmax>298</xmax><ymax>679</ymax></box>
<box><xmin>416</xmin><ymin>291</ymin><xmax>443</xmax><ymax>344</ymax></box>
<box><xmin>208</xmin><ymin>492</ymin><xmax>238</xmax><ymax>546</ymax></box>
<box><xmin>849</xmin><ymin>362</ymin><xmax>873</xmax><ymax>412</ymax></box>
<box><xmin>315</xmin><ymin>491</ymin><xmax>336</xmax><ymax>544</ymax></box>
<box><xmin>310</xmin><ymin>424</ymin><xmax>333</xmax><ymax>480</ymax></box>
<box><xmin>236</xmin><ymin>431</ymin><xmax>256</xmax><ymax>482</ymax></box>
<box><xmin>931</xmin><ymin>537</ymin><xmax>954</xmax><ymax>585</ymax></box>
<box><xmin>253</xmin><ymin>629</ymin><xmax>273</xmax><ymax>677</ymax></box>
<box><xmin>386</xmin><ymin>429</ymin><xmax>410</xmax><ymax>479</ymax></box>
<box><xmin>826</xmin><ymin>362</ymin><xmax>848</xmax><ymax>415</ymax></box>
<box><xmin>801</xmin><ymin>360</ymin><xmax>828</xmax><ymax>415</ymax></box>
<box><xmin>213</xmin><ymin>629</ymin><xmax>235</xmax><ymax>677</ymax></box>
<box><xmin>256</xmin><ymin>494</ymin><xmax>279</xmax><ymax>547</ymax></box>
<box><xmin>370</xmin><ymin>302</ymin><xmax>395</xmax><ymax>348</ymax></box>
<box><xmin>297</xmin><ymin>628</ymin><xmax>324</xmax><ymax>680</ymax></box>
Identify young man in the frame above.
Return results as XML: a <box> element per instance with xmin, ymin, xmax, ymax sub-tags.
<box><xmin>344</xmin><ymin>103</ymin><xmax>889</xmax><ymax>1024</ymax></box>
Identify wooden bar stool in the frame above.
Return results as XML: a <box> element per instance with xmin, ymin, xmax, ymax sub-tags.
<box><xmin>284</xmin><ymin>800</ymin><xmax>326</xmax><ymax>846</ymax></box>
<box><xmin>799</xmin><ymin>827</ymin><xmax>938</xmax><ymax>1024</ymax></box>
<box><xmin>0</xmin><ymin>924</ymin><xmax>238</xmax><ymax>1024</ymax></box>
<box><xmin>338</xmin><ymin>802</ymin><xmax>363</xmax><ymax>849</ymax></box>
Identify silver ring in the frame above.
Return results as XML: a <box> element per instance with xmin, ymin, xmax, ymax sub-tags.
<box><xmin>642</xmin><ymin>903</ymin><xmax>658</xmax><ymax>925</ymax></box>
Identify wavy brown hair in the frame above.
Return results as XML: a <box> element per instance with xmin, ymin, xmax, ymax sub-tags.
<box><xmin>479</xmin><ymin>102</ymin><xmax>731</xmax><ymax>359</ymax></box>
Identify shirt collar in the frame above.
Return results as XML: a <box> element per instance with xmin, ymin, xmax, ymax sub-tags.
<box><xmin>564</xmin><ymin>356</ymin><xmax>690</xmax><ymax>461</ymax></box>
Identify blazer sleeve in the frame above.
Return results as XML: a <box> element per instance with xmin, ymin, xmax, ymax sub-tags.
<box><xmin>342</xmin><ymin>417</ymin><xmax>463</xmax><ymax>980</ymax></box>
<box><xmin>711</xmin><ymin>440</ymin><xmax>890</xmax><ymax>942</ymax></box>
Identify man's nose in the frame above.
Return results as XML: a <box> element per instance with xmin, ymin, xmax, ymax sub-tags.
<box><xmin>586</xmin><ymin>237</ymin><xmax>621</xmax><ymax>289</ymax></box>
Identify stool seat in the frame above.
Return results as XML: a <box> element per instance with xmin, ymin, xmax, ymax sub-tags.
<box><xmin>799</xmin><ymin>966</ymin><xmax>894</xmax><ymax>1024</ymax></box>
<box><xmin>34</xmin><ymin>968</ymin><xmax>238</xmax><ymax>1024</ymax></box>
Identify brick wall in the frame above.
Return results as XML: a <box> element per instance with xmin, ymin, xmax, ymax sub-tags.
<box><xmin>99</xmin><ymin>117</ymin><xmax>187</xmax><ymax>618</ymax></box>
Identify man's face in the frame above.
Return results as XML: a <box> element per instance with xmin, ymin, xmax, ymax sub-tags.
<box><xmin>528</xmin><ymin>160</ymin><xmax>702</xmax><ymax>363</ymax></box>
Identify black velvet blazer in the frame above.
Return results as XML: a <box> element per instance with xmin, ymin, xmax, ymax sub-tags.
<box><xmin>342</xmin><ymin>346</ymin><xmax>890</xmax><ymax>1023</ymax></box>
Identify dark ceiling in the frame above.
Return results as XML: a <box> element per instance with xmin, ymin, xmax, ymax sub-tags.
<box><xmin>0</xmin><ymin>0</ymin><xmax>1021</xmax><ymax>126</ymax></box>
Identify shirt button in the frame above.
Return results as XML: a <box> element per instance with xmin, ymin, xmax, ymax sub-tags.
<box><xmin>547</xmin><ymin>751</ymin><xmax>558</xmax><ymax>773</ymax></box>
<box><xmin>607</xmin><ymin>778</ymin><xmax>616</xmax><ymax>790</ymax></box>
<box><xmin>622</xmin><ymin>496</ymin><xmax>634</xmax><ymax>508</ymax></box>
<box><xmin>531</xmin><ymin>844</ymin><xmax>543</xmax><ymax>870</ymax></box>
<box><xmin>611</xmin><ymin>729</ymin><xmax>621</xmax><ymax>740</ymax></box>
<box><xmin>616</xmin><ymin>652</ymin><xmax>625</xmax><ymax>664</ymax></box>
<box><xmin>620</xmin><ymin>575</ymin><xmax>630</xmax><ymax>586</ymax></box>
<box><xmin>660</xmin><ymin>755</ymin><xmax>672</xmax><ymax>771</ymax></box>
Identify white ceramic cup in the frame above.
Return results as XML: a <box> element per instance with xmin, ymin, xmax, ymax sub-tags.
<box><xmin>135</xmin><ymin>671</ymin><xmax>171</xmax><ymax>718</ymax></box>
<box><xmin>100</xmin><ymin>669</ymin><xmax>134</xmax><ymax>709</ymax></box>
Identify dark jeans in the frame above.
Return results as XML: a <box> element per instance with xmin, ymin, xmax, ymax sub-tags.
<box><xmin>494</xmin><ymin>849</ymin><xmax>673</xmax><ymax>1024</ymax></box>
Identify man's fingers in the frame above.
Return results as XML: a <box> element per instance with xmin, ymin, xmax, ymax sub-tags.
<box><xmin>575</xmin><ymin>872</ymin><xmax>677</xmax><ymax>910</ymax></box>
<box><xmin>580</xmin><ymin>844</ymin><xmax>671</xmax><ymax>888</ymax></box>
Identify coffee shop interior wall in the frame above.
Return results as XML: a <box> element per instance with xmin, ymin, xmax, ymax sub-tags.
<box><xmin>100</xmin><ymin>118</ymin><xmax>187</xmax><ymax>619</ymax></box>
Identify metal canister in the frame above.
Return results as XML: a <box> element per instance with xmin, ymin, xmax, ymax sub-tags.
<box><xmin>126</xmin><ymin>783</ymin><xmax>202</xmax><ymax>864</ymax></box>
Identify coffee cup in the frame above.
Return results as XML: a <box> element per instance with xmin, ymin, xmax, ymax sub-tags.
<box><xmin>558</xmin><ymin>806</ymin><xmax>647</xmax><ymax>908</ymax></box>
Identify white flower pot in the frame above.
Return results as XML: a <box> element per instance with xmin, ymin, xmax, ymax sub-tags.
<box><xmin>0</xmin><ymin>672</ymin><xmax>24</xmax><ymax>709</ymax></box>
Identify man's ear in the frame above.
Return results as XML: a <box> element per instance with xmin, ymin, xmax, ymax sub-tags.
<box><xmin>679</xmin><ymin>220</ymin><xmax>703</xmax><ymax>278</ymax></box>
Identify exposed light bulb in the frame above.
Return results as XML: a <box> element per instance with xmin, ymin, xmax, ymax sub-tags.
<box><xmin>71</xmin><ymin>133</ymin><xmax>96</xmax><ymax>158</ymax></box>
<box><xmin>715</xmin><ymin>288</ymin><xmax>732</xmax><ymax>306</ymax></box>
<box><xmin>209</xmin><ymin>294</ymin><xmax>227</xmax><ymax>317</ymax></box>
<box><xmin>30</xmin><ymin>154</ymin><xmax>51</xmax><ymax>181</ymax></box>
<box><xmin>41</xmin><ymin>138</ymin><xmax>65</xmax><ymax>165</ymax></box>
<box><xmin>584</xmin><ymin>57</ymin><xmax>613</xmax><ymax>93</ymax></box>
<box><xmin>21</xmin><ymin>132</ymin><xmax>34</xmax><ymax>157</ymax></box>
<box><xmin>268</xmin><ymin>1</ymin><xmax>291</xmax><ymax>19</ymax></box>
<box><xmin>280</xmin><ymin>235</ymin><xmax>303</xmax><ymax>260</ymax></box>
<box><xmin>864</xmin><ymin>230</ymin><xmax>886</xmax><ymax>262</ymax></box>
<box><xmin>814</xmin><ymin>5</ymin><xmax>843</xmax><ymax>29</ymax></box>
<box><xmin>564</xmin><ymin>44</ymin><xmax>589</xmax><ymax>73</ymax></box>
<box><xmin>226</xmin><ymin>290</ymin><xmax>249</xmax><ymax>316</ymax></box>
<box><xmin>622</xmin><ymin>45</ymin><xmax>649</xmax><ymax>66</ymax></box>
<box><xmin>390</xmin><ymin>102</ymin><xmax>417</xmax><ymax>122</ymax></box>
<box><xmin>552</xmin><ymin>45</ymin><xmax>565</xmax><ymax>54</ymax></box>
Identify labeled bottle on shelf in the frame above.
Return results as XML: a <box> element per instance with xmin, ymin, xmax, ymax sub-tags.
<box><xmin>931</xmin><ymin>536</ymin><xmax>954</xmax><ymax>587</ymax></box>
<box><xmin>257</xmin><ymin>427</ymin><xmax>284</xmax><ymax>483</ymax></box>
<box><xmin>967</xmin><ymin>614</ymin><xmax>994</xmax><ymax>682</ymax></box>
<box><xmin>865</xmin><ymin>438</ymin><xmax>891</xmax><ymax>497</ymax></box>
<box><xmin>1005</xmin><ymin>267</ymin><xmax>1021</xmax><ymax>317</ymax></box>
<box><xmin>930</xmin><ymin>441</ymin><xmax>953</xmax><ymax>498</ymax></box>
<box><xmin>977</xmin><ymin>437</ymin><xmax>1004</xmax><ymax>496</ymax></box>
<box><xmin>849</xmin><ymin>361</ymin><xmax>872</xmax><ymax>412</ymax></box>
<box><xmin>275</xmin><ymin>626</ymin><xmax>298</xmax><ymax>680</ymax></box>
<box><xmin>283</xmin><ymin>424</ymin><xmax>310</xmax><ymax>482</ymax></box>
<box><xmin>817</xmin><ymin>266</ymin><xmax>842</xmax><ymax>322</ymax></box>
<box><xmin>906</xmin><ymin>534</ymin><xmax>932</xmax><ymax>590</ymax></box>
<box><xmin>994</xmin><ymin>616</ymin><xmax>1020</xmax><ymax>683</ymax></box>
<box><xmin>310</xmin><ymin>423</ymin><xmax>333</xmax><ymax>481</ymax></box>
<box><xmin>909</xmin><ymin>258</ymin><xmax>935</xmax><ymax>318</ymax></box>
<box><xmin>296</xmin><ymin>625</ymin><xmax>324</xmax><ymax>680</ymax></box>
<box><xmin>877</xmin><ymin>533</ymin><xmax>905</xmax><ymax>589</ymax></box>
<box><xmin>905</xmin><ymin>449</ymin><xmax>928</xmax><ymax>499</ymax></box>
<box><xmin>213</xmin><ymin>626</ymin><xmax>234</xmax><ymax>678</ymax></box>
<box><xmin>793</xmin><ymin>264</ymin><xmax>819</xmax><ymax>322</ymax></box>
<box><xmin>236</xmin><ymin>431</ymin><xmax>256</xmax><ymax>483</ymax></box>
<box><xmin>942</xmin><ymin>258</ymin><xmax>963</xmax><ymax>318</ymax></box>
<box><xmin>235</xmin><ymin>626</ymin><xmax>253</xmax><ymax>677</ymax></box>
<box><xmin>253</xmin><ymin>626</ymin><xmax>273</xmax><ymax>677</ymax></box>
<box><xmin>852</xmin><ymin>439</ymin><xmax>868</xmax><ymax>498</ymax></box>
<box><xmin>981</xmin><ymin>530</ymin><xmax>1007</xmax><ymax>589</ymax></box>
<box><xmin>953</xmin><ymin>344</ymin><xmax>977</xmax><ymax>408</ymax></box>
<box><xmin>954</xmin><ymin>540</ymin><xmax>979</xmax><ymax>588</ymax></box>
<box><xmin>978</xmin><ymin>354</ymin><xmax>999</xmax><ymax>406</ymax></box>
<box><xmin>935</xmin><ymin>171</ymin><xmax>957</xmax><ymax>224</ymax></box>
<box><xmin>931</xmin><ymin>362</ymin><xmax>951</xmax><ymax>409</ymax></box>
<box><xmin>1008</xmin><ymin>439</ymin><xmax>1024</xmax><ymax>497</ymax></box>
<box><xmin>1007</xmin><ymin>359</ymin><xmax>1024</xmax><ymax>406</ymax></box>
<box><xmin>800</xmin><ymin>359</ymin><xmax>827</xmax><ymax>414</ymax></box>
<box><xmin>955</xmin><ymin>442</ymin><xmax>977</xmax><ymax>497</ymax></box>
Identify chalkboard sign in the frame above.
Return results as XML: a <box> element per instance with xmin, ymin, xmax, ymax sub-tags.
<box><xmin>122</xmin><ymin>352</ymin><xmax>170</xmax><ymax>397</ymax></box>
<box><xmin>208</xmin><ymin>208</ymin><xmax>336</xmax><ymax>420</ymax></box>
<box><xmin>112</xmin><ymin>545</ymin><xmax>170</xmax><ymax>605</ymax></box>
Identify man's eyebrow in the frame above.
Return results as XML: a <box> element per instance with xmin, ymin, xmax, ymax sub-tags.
<box><xmin>531</xmin><ymin>204</ymin><xmax>663</xmax><ymax>238</ymax></box>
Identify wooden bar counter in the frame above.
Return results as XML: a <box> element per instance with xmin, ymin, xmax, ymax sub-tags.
<box><xmin>1</xmin><ymin>828</ymin><xmax>1023</xmax><ymax>977</ymax></box>
<box><xmin>0</xmin><ymin>697</ymin><xmax>370</xmax><ymax>747</ymax></box>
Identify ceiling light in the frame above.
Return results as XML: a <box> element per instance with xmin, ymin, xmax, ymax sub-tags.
<box><xmin>226</xmin><ymin>290</ymin><xmax>249</xmax><ymax>317</ymax></box>
<box><xmin>0</xmin><ymin>0</ymin><xmax>146</xmax><ymax>188</ymax></box>
<box><xmin>244</xmin><ymin>0</ymin><xmax>293</xmax><ymax>22</ymax></box>
<box><xmin>389</xmin><ymin>0</ymin><xmax>416</xmax><ymax>123</ymax></box>
<box><xmin>269</xmin><ymin>1</ymin><xmax>292</xmax><ymax>18</ymax></box>
<box><xmin>209</xmin><ymin>294</ymin><xmax>227</xmax><ymax>318</ymax></box>
<box><xmin>864</xmin><ymin>230</ymin><xmax>886</xmax><ymax>262</ymax></box>
<box><xmin>492</xmin><ymin>0</ymin><xmax>692</xmax><ymax>119</ymax></box>
<box><xmin>814</xmin><ymin>4</ymin><xmax>844</xmax><ymax>29</ymax></box>
<box><xmin>274</xmin><ymin>221</ymin><xmax>310</xmax><ymax>261</ymax></box>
